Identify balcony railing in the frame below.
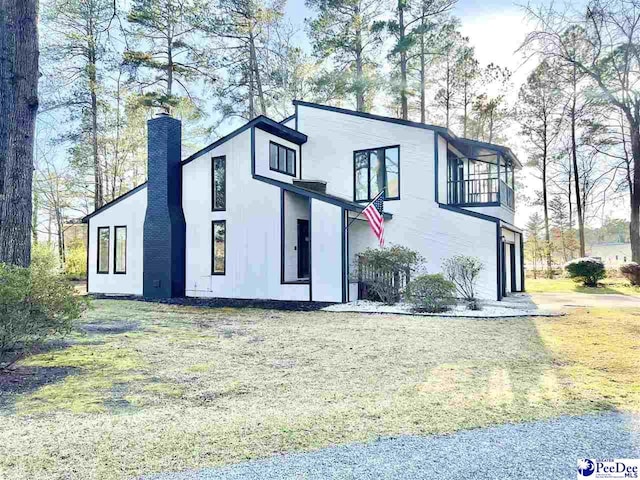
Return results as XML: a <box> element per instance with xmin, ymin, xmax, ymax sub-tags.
<box><xmin>448</xmin><ymin>178</ymin><xmax>514</xmax><ymax>209</ymax></box>
<box><xmin>500</xmin><ymin>180</ymin><xmax>514</xmax><ymax>209</ymax></box>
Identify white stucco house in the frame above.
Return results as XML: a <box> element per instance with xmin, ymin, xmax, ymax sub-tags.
<box><xmin>83</xmin><ymin>101</ymin><xmax>524</xmax><ymax>303</ymax></box>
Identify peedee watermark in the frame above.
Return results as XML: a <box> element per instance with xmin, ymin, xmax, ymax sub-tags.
<box><xmin>578</xmin><ymin>459</ymin><xmax>640</xmax><ymax>479</ymax></box>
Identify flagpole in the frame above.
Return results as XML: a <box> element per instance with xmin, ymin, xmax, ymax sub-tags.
<box><xmin>345</xmin><ymin>190</ymin><xmax>385</xmax><ymax>231</ymax></box>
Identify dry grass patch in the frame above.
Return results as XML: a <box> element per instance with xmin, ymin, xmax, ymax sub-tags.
<box><xmin>527</xmin><ymin>277</ymin><xmax>640</xmax><ymax>295</ymax></box>
<box><xmin>0</xmin><ymin>300</ymin><xmax>637</xmax><ymax>479</ymax></box>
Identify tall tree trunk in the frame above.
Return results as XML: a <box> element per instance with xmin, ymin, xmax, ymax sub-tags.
<box><xmin>249</xmin><ymin>32</ymin><xmax>266</xmax><ymax>117</ymax></box>
<box><xmin>248</xmin><ymin>42</ymin><xmax>255</xmax><ymax>119</ymax></box>
<box><xmin>567</xmin><ymin>158</ymin><xmax>573</xmax><ymax>230</ymax></box>
<box><xmin>445</xmin><ymin>57</ymin><xmax>450</xmax><ymax>128</ymax></box>
<box><xmin>0</xmin><ymin>0</ymin><xmax>38</xmax><ymax>267</ymax></box>
<box><xmin>398</xmin><ymin>3</ymin><xmax>408</xmax><ymax>120</ymax></box>
<box><xmin>166</xmin><ymin>33</ymin><xmax>173</xmax><ymax>108</ymax></box>
<box><xmin>32</xmin><ymin>188</ymin><xmax>39</xmax><ymax>245</ymax></box>
<box><xmin>570</xmin><ymin>65</ymin><xmax>585</xmax><ymax>257</ymax></box>
<box><xmin>542</xmin><ymin>132</ymin><xmax>552</xmax><ymax>277</ymax></box>
<box><xmin>419</xmin><ymin>19</ymin><xmax>426</xmax><ymax>123</ymax></box>
<box><xmin>629</xmin><ymin>121</ymin><xmax>640</xmax><ymax>263</ymax></box>
<box><xmin>354</xmin><ymin>15</ymin><xmax>365</xmax><ymax>113</ymax></box>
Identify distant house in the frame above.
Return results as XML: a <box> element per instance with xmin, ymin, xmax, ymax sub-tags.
<box><xmin>82</xmin><ymin>101</ymin><xmax>524</xmax><ymax>302</ymax></box>
<box><xmin>587</xmin><ymin>242</ymin><xmax>631</xmax><ymax>267</ymax></box>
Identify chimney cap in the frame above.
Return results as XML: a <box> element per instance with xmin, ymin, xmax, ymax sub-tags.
<box><xmin>155</xmin><ymin>110</ymin><xmax>171</xmax><ymax>118</ymax></box>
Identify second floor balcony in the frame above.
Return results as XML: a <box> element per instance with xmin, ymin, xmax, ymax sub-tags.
<box><xmin>446</xmin><ymin>139</ymin><xmax>519</xmax><ymax>211</ymax></box>
<box><xmin>448</xmin><ymin>177</ymin><xmax>515</xmax><ymax>209</ymax></box>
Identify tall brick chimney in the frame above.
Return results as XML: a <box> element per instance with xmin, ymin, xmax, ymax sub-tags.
<box><xmin>143</xmin><ymin>112</ymin><xmax>186</xmax><ymax>298</ymax></box>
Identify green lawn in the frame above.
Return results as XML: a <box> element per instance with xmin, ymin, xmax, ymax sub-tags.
<box><xmin>0</xmin><ymin>300</ymin><xmax>638</xmax><ymax>479</ymax></box>
<box><xmin>526</xmin><ymin>276</ymin><xmax>640</xmax><ymax>296</ymax></box>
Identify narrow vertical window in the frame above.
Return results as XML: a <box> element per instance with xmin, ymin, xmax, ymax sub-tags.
<box><xmin>385</xmin><ymin>147</ymin><xmax>399</xmax><ymax>199</ymax></box>
<box><xmin>269</xmin><ymin>143</ymin><xmax>278</xmax><ymax>169</ymax></box>
<box><xmin>212</xmin><ymin>220</ymin><xmax>226</xmax><ymax>275</ymax></box>
<box><xmin>97</xmin><ymin>227</ymin><xmax>110</xmax><ymax>274</ymax></box>
<box><xmin>354</xmin><ymin>151</ymin><xmax>368</xmax><ymax>201</ymax></box>
<box><xmin>212</xmin><ymin>156</ymin><xmax>226</xmax><ymax>211</ymax></box>
<box><xmin>114</xmin><ymin>226</ymin><xmax>127</xmax><ymax>274</ymax></box>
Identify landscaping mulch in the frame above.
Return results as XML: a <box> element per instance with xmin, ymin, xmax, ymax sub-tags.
<box><xmin>89</xmin><ymin>294</ymin><xmax>335</xmax><ymax>311</ymax></box>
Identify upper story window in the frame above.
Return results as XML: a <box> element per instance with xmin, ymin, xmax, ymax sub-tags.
<box><xmin>354</xmin><ymin>146</ymin><xmax>400</xmax><ymax>201</ymax></box>
<box><xmin>269</xmin><ymin>141</ymin><xmax>296</xmax><ymax>176</ymax></box>
<box><xmin>97</xmin><ymin>226</ymin><xmax>110</xmax><ymax>274</ymax></box>
<box><xmin>212</xmin><ymin>155</ymin><xmax>226</xmax><ymax>211</ymax></box>
<box><xmin>114</xmin><ymin>226</ymin><xmax>127</xmax><ymax>274</ymax></box>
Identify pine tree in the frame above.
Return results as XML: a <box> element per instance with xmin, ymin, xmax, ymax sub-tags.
<box><xmin>125</xmin><ymin>0</ymin><xmax>213</xmax><ymax>112</ymax></box>
<box><xmin>42</xmin><ymin>0</ymin><xmax>115</xmax><ymax>208</ymax></box>
<box><xmin>384</xmin><ymin>0</ymin><xmax>456</xmax><ymax>120</ymax></box>
<box><xmin>518</xmin><ymin>61</ymin><xmax>563</xmax><ymax>278</ymax></box>
<box><xmin>0</xmin><ymin>0</ymin><xmax>39</xmax><ymax>266</ymax></box>
<box><xmin>306</xmin><ymin>0</ymin><xmax>385</xmax><ymax>112</ymax></box>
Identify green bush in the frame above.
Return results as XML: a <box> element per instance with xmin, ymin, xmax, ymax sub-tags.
<box><xmin>442</xmin><ymin>255</ymin><xmax>484</xmax><ymax>302</ymax></box>
<box><xmin>65</xmin><ymin>237</ymin><xmax>87</xmax><ymax>280</ymax></box>
<box><xmin>0</xmin><ymin>253</ymin><xmax>89</xmax><ymax>364</ymax></box>
<box><xmin>405</xmin><ymin>274</ymin><xmax>456</xmax><ymax>312</ymax></box>
<box><xmin>564</xmin><ymin>257</ymin><xmax>606</xmax><ymax>287</ymax></box>
<box><xmin>354</xmin><ymin>245</ymin><xmax>424</xmax><ymax>304</ymax></box>
<box><xmin>620</xmin><ymin>262</ymin><xmax>640</xmax><ymax>286</ymax></box>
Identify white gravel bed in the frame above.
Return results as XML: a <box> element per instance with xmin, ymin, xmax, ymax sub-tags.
<box><xmin>321</xmin><ymin>299</ymin><xmax>561</xmax><ymax>317</ymax></box>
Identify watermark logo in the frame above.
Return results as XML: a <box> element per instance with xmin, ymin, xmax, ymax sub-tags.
<box><xmin>577</xmin><ymin>459</ymin><xmax>595</xmax><ymax>477</ymax></box>
<box><xmin>577</xmin><ymin>459</ymin><xmax>640</xmax><ymax>479</ymax></box>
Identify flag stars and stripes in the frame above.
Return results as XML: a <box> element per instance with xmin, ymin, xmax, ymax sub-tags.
<box><xmin>362</xmin><ymin>192</ymin><xmax>385</xmax><ymax>247</ymax></box>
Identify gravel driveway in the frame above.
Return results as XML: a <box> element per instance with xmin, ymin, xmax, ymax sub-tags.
<box><xmin>144</xmin><ymin>412</ymin><xmax>639</xmax><ymax>480</ymax></box>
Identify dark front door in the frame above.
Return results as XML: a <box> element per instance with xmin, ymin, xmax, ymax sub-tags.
<box><xmin>297</xmin><ymin>219</ymin><xmax>310</xmax><ymax>279</ymax></box>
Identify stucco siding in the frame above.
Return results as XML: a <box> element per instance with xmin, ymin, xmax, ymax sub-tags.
<box><xmin>88</xmin><ymin>186</ymin><xmax>147</xmax><ymax>295</ymax></box>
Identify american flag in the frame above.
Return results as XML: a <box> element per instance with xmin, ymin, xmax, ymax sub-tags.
<box><xmin>362</xmin><ymin>191</ymin><xmax>385</xmax><ymax>247</ymax></box>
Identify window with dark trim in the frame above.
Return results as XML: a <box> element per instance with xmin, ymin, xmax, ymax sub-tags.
<box><xmin>354</xmin><ymin>145</ymin><xmax>400</xmax><ymax>201</ymax></box>
<box><xmin>211</xmin><ymin>220</ymin><xmax>226</xmax><ymax>275</ymax></box>
<box><xmin>212</xmin><ymin>156</ymin><xmax>226</xmax><ymax>211</ymax></box>
<box><xmin>269</xmin><ymin>141</ymin><xmax>296</xmax><ymax>176</ymax></box>
<box><xmin>97</xmin><ymin>227</ymin><xmax>110</xmax><ymax>274</ymax></box>
<box><xmin>114</xmin><ymin>226</ymin><xmax>127</xmax><ymax>274</ymax></box>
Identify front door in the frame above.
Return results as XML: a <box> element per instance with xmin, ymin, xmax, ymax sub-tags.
<box><xmin>297</xmin><ymin>219</ymin><xmax>310</xmax><ymax>279</ymax></box>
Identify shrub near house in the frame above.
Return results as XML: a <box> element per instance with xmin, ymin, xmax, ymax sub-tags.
<box><xmin>442</xmin><ymin>255</ymin><xmax>484</xmax><ymax>310</ymax></box>
<box><xmin>355</xmin><ymin>245</ymin><xmax>424</xmax><ymax>304</ymax></box>
<box><xmin>620</xmin><ymin>262</ymin><xmax>640</xmax><ymax>286</ymax></box>
<box><xmin>564</xmin><ymin>257</ymin><xmax>606</xmax><ymax>287</ymax></box>
<box><xmin>0</xmin><ymin>245</ymin><xmax>88</xmax><ymax>364</ymax></box>
<box><xmin>405</xmin><ymin>274</ymin><xmax>456</xmax><ymax>313</ymax></box>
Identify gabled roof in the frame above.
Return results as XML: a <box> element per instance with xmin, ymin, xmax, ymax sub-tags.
<box><xmin>293</xmin><ymin>100</ymin><xmax>521</xmax><ymax>168</ymax></box>
<box><xmin>81</xmin><ymin>182</ymin><xmax>147</xmax><ymax>223</ymax></box>
<box><xmin>182</xmin><ymin>115</ymin><xmax>307</xmax><ymax>167</ymax></box>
